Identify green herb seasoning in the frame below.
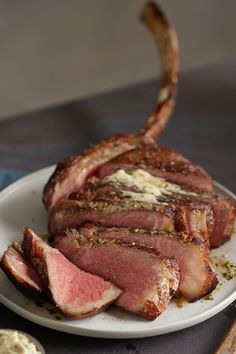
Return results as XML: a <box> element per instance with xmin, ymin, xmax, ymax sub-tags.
<box><xmin>204</xmin><ymin>294</ymin><xmax>213</xmax><ymax>301</ymax></box>
<box><xmin>214</xmin><ymin>255</ymin><xmax>236</xmax><ymax>280</ymax></box>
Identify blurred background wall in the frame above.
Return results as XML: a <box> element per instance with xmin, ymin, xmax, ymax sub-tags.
<box><xmin>0</xmin><ymin>0</ymin><xmax>235</xmax><ymax>120</ymax></box>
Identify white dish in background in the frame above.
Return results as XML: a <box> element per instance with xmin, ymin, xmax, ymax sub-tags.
<box><xmin>0</xmin><ymin>166</ymin><xmax>235</xmax><ymax>339</ymax></box>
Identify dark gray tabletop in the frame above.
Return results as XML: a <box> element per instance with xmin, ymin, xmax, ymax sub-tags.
<box><xmin>0</xmin><ymin>62</ymin><xmax>235</xmax><ymax>353</ymax></box>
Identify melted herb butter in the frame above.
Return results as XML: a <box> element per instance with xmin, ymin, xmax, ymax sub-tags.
<box><xmin>214</xmin><ymin>255</ymin><xmax>236</xmax><ymax>280</ymax></box>
<box><xmin>103</xmin><ymin>169</ymin><xmax>196</xmax><ymax>203</ymax></box>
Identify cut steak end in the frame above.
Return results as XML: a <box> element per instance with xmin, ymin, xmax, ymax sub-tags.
<box><xmin>208</xmin><ymin>195</ymin><xmax>236</xmax><ymax>248</ymax></box>
<box><xmin>43</xmin><ymin>134</ymin><xmax>140</xmax><ymax>210</ymax></box>
<box><xmin>53</xmin><ymin>232</ymin><xmax>180</xmax><ymax>320</ymax></box>
<box><xmin>22</xmin><ymin>227</ymin><xmax>122</xmax><ymax>318</ymax></box>
<box><xmin>0</xmin><ymin>244</ymin><xmax>43</xmax><ymax>297</ymax></box>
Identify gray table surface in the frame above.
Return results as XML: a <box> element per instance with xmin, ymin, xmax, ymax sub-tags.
<box><xmin>0</xmin><ymin>62</ymin><xmax>235</xmax><ymax>353</ymax></box>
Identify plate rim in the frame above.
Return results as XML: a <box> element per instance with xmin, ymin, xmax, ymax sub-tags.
<box><xmin>0</xmin><ymin>166</ymin><xmax>235</xmax><ymax>339</ymax></box>
<box><xmin>0</xmin><ymin>289</ymin><xmax>235</xmax><ymax>339</ymax></box>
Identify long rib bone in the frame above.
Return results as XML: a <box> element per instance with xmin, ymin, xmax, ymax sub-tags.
<box><xmin>139</xmin><ymin>2</ymin><xmax>179</xmax><ymax>143</ymax></box>
<box><xmin>43</xmin><ymin>2</ymin><xmax>179</xmax><ymax>209</ymax></box>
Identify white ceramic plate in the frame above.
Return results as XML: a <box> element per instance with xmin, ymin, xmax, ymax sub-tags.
<box><xmin>0</xmin><ymin>166</ymin><xmax>235</xmax><ymax>339</ymax></box>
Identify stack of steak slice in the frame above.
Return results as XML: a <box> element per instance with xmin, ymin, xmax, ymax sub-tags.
<box><xmin>48</xmin><ymin>156</ymin><xmax>234</xmax><ymax>306</ymax></box>
<box><xmin>1</xmin><ymin>227</ymin><xmax>180</xmax><ymax>320</ymax></box>
<box><xmin>53</xmin><ymin>231</ymin><xmax>180</xmax><ymax>319</ymax></box>
<box><xmin>22</xmin><ymin>228</ymin><xmax>124</xmax><ymax>319</ymax></box>
<box><xmin>1</xmin><ymin>228</ymin><xmax>122</xmax><ymax>319</ymax></box>
<box><xmin>53</xmin><ymin>225</ymin><xmax>217</xmax><ymax>302</ymax></box>
<box><xmin>97</xmin><ymin>145</ymin><xmax>235</xmax><ymax>248</ymax></box>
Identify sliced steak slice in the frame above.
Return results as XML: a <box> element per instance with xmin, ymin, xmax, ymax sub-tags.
<box><xmin>0</xmin><ymin>243</ymin><xmax>43</xmax><ymax>297</ymax></box>
<box><xmin>49</xmin><ymin>198</ymin><xmax>210</xmax><ymax>241</ymax></box>
<box><xmin>98</xmin><ymin>145</ymin><xmax>213</xmax><ymax>192</ymax></box>
<box><xmin>53</xmin><ymin>232</ymin><xmax>180</xmax><ymax>320</ymax></box>
<box><xmin>70</xmin><ymin>224</ymin><xmax>218</xmax><ymax>301</ymax></box>
<box><xmin>22</xmin><ymin>227</ymin><xmax>122</xmax><ymax>318</ymax></box>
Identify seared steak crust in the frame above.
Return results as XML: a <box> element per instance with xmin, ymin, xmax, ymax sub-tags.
<box><xmin>207</xmin><ymin>195</ymin><xmax>235</xmax><ymax>248</ymax></box>
<box><xmin>43</xmin><ymin>134</ymin><xmax>140</xmax><ymax>210</ymax></box>
<box><xmin>98</xmin><ymin>145</ymin><xmax>213</xmax><ymax>192</ymax></box>
<box><xmin>67</xmin><ymin>224</ymin><xmax>218</xmax><ymax>301</ymax></box>
<box><xmin>53</xmin><ymin>232</ymin><xmax>180</xmax><ymax>320</ymax></box>
<box><xmin>49</xmin><ymin>198</ymin><xmax>210</xmax><ymax>240</ymax></box>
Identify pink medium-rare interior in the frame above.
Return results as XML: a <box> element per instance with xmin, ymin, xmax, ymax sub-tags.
<box><xmin>50</xmin><ymin>209</ymin><xmax>174</xmax><ymax>235</ymax></box>
<box><xmin>82</xmin><ymin>229</ymin><xmax>213</xmax><ymax>300</ymax></box>
<box><xmin>5</xmin><ymin>246</ymin><xmax>42</xmax><ymax>290</ymax></box>
<box><xmin>44</xmin><ymin>250</ymin><xmax>119</xmax><ymax>308</ymax></box>
<box><xmin>56</xmin><ymin>240</ymin><xmax>166</xmax><ymax>310</ymax></box>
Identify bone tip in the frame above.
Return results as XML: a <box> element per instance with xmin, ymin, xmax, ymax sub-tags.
<box><xmin>140</xmin><ymin>2</ymin><xmax>164</xmax><ymax>24</ymax></box>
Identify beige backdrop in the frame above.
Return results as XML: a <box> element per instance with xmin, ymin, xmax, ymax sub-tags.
<box><xmin>0</xmin><ymin>0</ymin><xmax>235</xmax><ymax>120</ymax></box>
